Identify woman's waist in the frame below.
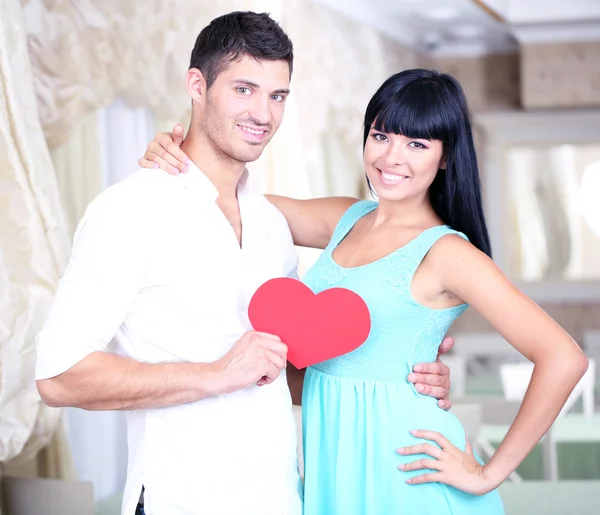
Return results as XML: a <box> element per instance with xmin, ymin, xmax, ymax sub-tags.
<box><xmin>310</xmin><ymin>351</ymin><xmax>436</xmax><ymax>383</ymax></box>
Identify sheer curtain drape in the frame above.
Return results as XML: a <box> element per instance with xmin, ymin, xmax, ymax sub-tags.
<box><xmin>0</xmin><ymin>0</ymin><xmax>72</xmax><ymax>476</ymax></box>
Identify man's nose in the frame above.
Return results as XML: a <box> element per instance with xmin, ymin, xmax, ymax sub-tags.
<box><xmin>247</xmin><ymin>95</ymin><xmax>270</xmax><ymax>126</ymax></box>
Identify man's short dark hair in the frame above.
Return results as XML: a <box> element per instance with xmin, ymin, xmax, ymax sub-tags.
<box><xmin>190</xmin><ymin>11</ymin><xmax>294</xmax><ymax>88</ymax></box>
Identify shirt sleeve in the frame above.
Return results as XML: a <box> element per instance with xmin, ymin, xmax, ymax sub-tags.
<box><xmin>35</xmin><ymin>186</ymin><xmax>149</xmax><ymax>380</ymax></box>
<box><xmin>284</xmin><ymin>247</ymin><xmax>300</xmax><ymax>280</ymax></box>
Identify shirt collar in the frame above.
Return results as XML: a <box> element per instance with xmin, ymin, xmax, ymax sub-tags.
<box><xmin>181</xmin><ymin>162</ymin><xmax>254</xmax><ymax>202</ymax></box>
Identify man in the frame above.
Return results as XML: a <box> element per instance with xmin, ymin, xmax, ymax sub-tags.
<box><xmin>36</xmin><ymin>12</ymin><xmax>453</xmax><ymax>515</ymax></box>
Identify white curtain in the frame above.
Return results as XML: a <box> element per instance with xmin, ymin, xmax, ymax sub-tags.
<box><xmin>0</xmin><ymin>0</ymin><xmax>71</xmax><ymax>473</ymax></box>
<box><xmin>50</xmin><ymin>111</ymin><xmax>104</xmax><ymax>236</ymax></box>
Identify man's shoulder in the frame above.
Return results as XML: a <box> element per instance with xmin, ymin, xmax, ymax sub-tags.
<box><xmin>77</xmin><ymin>169</ymin><xmax>181</xmax><ymax>234</ymax></box>
<box><xmin>256</xmin><ymin>194</ymin><xmax>293</xmax><ymax>232</ymax></box>
<box><xmin>91</xmin><ymin>169</ymin><xmax>179</xmax><ymax>211</ymax></box>
<box><xmin>109</xmin><ymin>168</ymin><xmax>180</xmax><ymax>197</ymax></box>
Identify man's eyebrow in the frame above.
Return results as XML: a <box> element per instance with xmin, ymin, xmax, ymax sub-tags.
<box><xmin>232</xmin><ymin>79</ymin><xmax>260</xmax><ymax>88</ymax></box>
<box><xmin>232</xmin><ymin>79</ymin><xmax>290</xmax><ymax>95</ymax></box>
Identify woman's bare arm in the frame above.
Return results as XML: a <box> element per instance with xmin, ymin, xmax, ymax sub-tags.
<box><xmin>266</xmin><ymin>195</ymin><xmax>358</xmax><ymax>249</ymax></box>
<box><xmin>431</xmin><ymin>235</ymin><xmax>588</xmax><ymax>485</ymax></box>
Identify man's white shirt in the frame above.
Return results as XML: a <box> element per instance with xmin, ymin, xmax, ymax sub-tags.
<box><xmin>36</xmin><ymin>165</ymin><xmax>303</xmax><ymax>515</ymax></box>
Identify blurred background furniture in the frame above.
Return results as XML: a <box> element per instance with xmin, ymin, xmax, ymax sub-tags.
<box><xmin>1</xmin><ymin>476</ymin><xmax>95</xmax><ymax>515</ymax></box>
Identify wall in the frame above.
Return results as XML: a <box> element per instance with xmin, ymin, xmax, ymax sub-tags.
<box><xmin>431</xmin><ymin>48</ymin><xmax>600</xmax><ymax>347</ymax></box>
<box><xmin>521</xmin><ymin>41</ymin><xmax>600</xmax><ymax>109</ymax></box>
<box><xmin>433</xmin><ymin>52</ymin><xmax>521</xmax><ymax>111</ymax></box>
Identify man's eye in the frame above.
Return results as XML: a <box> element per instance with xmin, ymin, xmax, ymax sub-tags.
<box><xmin>237</xmin><ymin>87</ymin><xmax>251</xmax><ymax>95</ymax></box>
<box><xmin>272</xmin><ymin>94</ymin><xmax>285</xmax><ymax>102</ymax></box>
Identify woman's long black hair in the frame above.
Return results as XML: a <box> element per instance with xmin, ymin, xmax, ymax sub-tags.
<box><xmin>362</xmin><ymin>69</ymin><xmax>492</xmax><ymax>257</ymax></box>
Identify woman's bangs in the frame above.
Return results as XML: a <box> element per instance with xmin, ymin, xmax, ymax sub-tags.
<box><xmin>372</xmin><ymin>82</ymin><xmax>451</xmax><ymax>142</ymax></box>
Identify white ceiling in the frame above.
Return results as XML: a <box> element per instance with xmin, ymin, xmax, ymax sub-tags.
<box><xmin>314</xmin><ymin>0</ymin><xmax>600</xmax><ymax>56</ymax></box>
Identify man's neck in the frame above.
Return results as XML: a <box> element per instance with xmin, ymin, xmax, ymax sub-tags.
<box><xmin>181</xmin><ymin>132</ymin><xmax>246</xmax><ymax>198</ymax></box>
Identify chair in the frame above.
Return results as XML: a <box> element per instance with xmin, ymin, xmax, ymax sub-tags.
<box><xmin>499</xmin><ymin>359</ymin><xmax>597</xmax><ymax>481</ymax></box>
<box><xmin>1</xmin><ymin>476</ymin><xmax>95</xmax><ymax>515</ymax></box>
<box><xmin>500</xmin><ymin>359</ymin><xmax>596</xmax><ymax>418</ymax></box>
<box><xmin>452</xmin><ymin>333</ymin><xmax>524</xmax><ymax>377</ymax></box>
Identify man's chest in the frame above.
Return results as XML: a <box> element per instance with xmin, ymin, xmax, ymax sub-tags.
<box><xmin>139</xmin><ymin>202</ymin><xmax>294</xmax><ymax>320</ymax></box>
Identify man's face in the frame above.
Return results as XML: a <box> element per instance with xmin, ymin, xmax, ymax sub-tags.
<box><xmin>198</xmin><ymin>55</ymin><xmax>290</xmax><ymax>164</ymax></box>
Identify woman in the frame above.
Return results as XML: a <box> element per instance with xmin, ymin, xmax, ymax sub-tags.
<box><xmin>139</xmin><ymin>69</ymin><xmax>588</xmax><ymax>514</ymax></box>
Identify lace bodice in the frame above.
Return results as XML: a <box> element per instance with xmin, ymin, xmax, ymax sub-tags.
<box><xmin>302</xmin><ymin>200</ymin><xmax>468</xmax><ymax>382</ymax></box>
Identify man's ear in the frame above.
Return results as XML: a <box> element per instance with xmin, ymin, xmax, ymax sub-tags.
<box><xmin>186</xmin><ymin>68</ymin><xmax>207</xmax><ymax>104</ymax></box>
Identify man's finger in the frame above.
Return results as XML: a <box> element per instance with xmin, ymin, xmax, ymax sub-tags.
<box><xmin>412</xmin><ymin>361</ymin><xmax>450</xmax><ymax>376</ymax></box>
<box><xmin>408</xmin><ymin>372</ymin><xmax>444</xmax><ymax>387</ymax></box>
<box><xmin>265</xmin><ymin>365</ymin><xmax>281</xmax><ymax>382</ymax></box>
<box><xmin>437</xmin><ymin>399</ymin><xmax>452</xmax><ymax>411</ymax></box>
<box><xmin>267</xmin><ymin>350</ymin><xmax>287</xmax><ymax>370</ymax></box>
<box><xmin>255</xmin><ymin>331</ymin><xmax>282</xmax><ymax>342</ymax></box>
<box><xmin>437</xmin><ymin>336</ymin><xmax>455</xmax><ymax>357</ymax></box>
<box><xmin>414</xmin><ymin>384</ymin><xmax>449</xmax><ymax>400</ymax></box>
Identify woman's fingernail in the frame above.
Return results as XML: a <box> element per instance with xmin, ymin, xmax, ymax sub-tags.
<box><xmin>406</xmin><ymin>479</ymin><xmax>413</xmax><ymax>484</ymax></box>
<box><xmin>407</xmin><ymin>374</ymin><xmax>416</xmax><ymax>382</ymax></box>
<box><xmin>410</xmin><ymin>430</ymin><xmax>418</xmax><ymax>435</ymax></box>
<box><xmin>398</xmin><ymin>464</ymin><xmax>406</xmax><ymax>470</ymax></box>
<box><xmin>413</xmin><ymin>365</ymin><xmax>422</xmax><ymax>372</ymax></box>
<box><xmin>416</xmin><ymin>384</ymin><xmax>424</xmax><ymax>392</ymax></box>
<box><xmin>397</xmin><ymin>448</ymin><xmax>405</xmax><ymax>454</ymax></box>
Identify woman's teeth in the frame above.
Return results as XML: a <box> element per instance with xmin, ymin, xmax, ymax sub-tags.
<box><xmin>381</xmin><ymin>172</ymin><xmax>406</xmax><ymax>182</ymax></box>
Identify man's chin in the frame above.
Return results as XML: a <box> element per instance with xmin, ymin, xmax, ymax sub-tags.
<box><xmin>233</xmin><ymin>146</ymin><xmax>267</xmax><ymax>163</ymax></box>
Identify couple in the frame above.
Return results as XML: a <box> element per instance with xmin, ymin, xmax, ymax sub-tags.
<box><xmin>36</xmin><ymin>11</ymin><xmax>587</xmax><ymax>515</ymax></box>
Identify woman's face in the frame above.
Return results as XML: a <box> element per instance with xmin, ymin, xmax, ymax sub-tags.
<box><xmin>363</xmin><ymin>125</ymin><xmax>446</xmax><ymax>203</ymax></box>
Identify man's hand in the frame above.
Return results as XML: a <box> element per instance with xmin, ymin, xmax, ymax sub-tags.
<box><xmin>215</xmin><ymin>330</ymin><xmax>288</xmax><ymax>393</ymax></box>
<box><xmin>138</xmin><ymin>124</ymin><xmax>190</xmax><ymax>175</ymax></box>
<box><xmin>408</xmin><ymin>336</ymin><xmax>455</xmax><ymax>410</ymax></box>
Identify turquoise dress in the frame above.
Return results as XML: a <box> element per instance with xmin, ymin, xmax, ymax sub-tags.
<box><xmin>301</xmin><ymin>200</ymin><xmax>504</xmax><ymax>515</ymax></box>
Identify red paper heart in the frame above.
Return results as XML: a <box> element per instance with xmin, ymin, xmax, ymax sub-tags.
<box><xmin>248</xmin><ymin>277</ymin><xmax>371</xmax><ymax>369</ymax></box>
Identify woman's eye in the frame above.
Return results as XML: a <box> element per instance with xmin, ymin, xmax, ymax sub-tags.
<box><xmin>372</xmin><ymin>133</ymin><xmax>388</xmax><ymax>142</ymax></box>
<box><xmin>409</xmin><ymin>141</ymin><xmax>427</xmax><ymax>149</ymax></box>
